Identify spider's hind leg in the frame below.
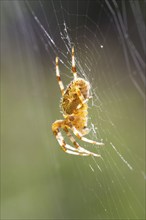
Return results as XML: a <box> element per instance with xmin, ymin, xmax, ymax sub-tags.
<box><xmin>56</xmin><ymin>57</ymin><xmax>65</xmax><ymax>95</ymax></box>
<box><xmin>71</xmin><ymin>47</ymin><xmax>77</xmax><ymax>80</ymax></box>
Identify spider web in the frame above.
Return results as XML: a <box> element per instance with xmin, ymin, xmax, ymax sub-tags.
<box><xmin>1</xmin><ymin>0</ymin><xmax>145</xmax><ymax>219</ymax></box>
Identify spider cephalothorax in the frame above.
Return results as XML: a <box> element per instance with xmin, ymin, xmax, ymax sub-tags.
<box><xmin>52</xmin><ymin>47</ymin><xmax>104</xmax><ymax>156</ymax></box>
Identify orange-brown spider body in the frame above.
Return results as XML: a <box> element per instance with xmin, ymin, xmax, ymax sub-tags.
<box><xmin>61</xmin><ymin>78</ymin><xmax>90</xmax><ymax>135</ymax></box>
<box><xmin>52</xmin><ymin>47</ymin><xmax>104</xmax><ymax>156</ymax></box>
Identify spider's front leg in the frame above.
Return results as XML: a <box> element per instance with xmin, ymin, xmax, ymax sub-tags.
<box><xmin>63</xmin><ymin>127</ymin><xmax>101</xmax><ymax>157</ymax></box>
<box><xmin>52</xmin><ymin>120</ymin><xmax>89</xmax><ymax>156</ymax></box>
<box><xmin>72</xmin><ymin>127</ymin><xmax>104</xmax><ymax>146</ymax></box>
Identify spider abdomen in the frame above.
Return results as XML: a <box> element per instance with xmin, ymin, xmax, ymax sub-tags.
<box><xmin>61</xmin><ymin>78</ymin><xmax>90</xmax><ymax>115</ymax></box>
<box><xmin>75</xmin><ymin>78</ymin><xmax>90</xmax><ymax>99</ymax></box>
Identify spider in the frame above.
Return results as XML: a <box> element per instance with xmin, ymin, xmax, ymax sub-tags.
<box><xmin>52</xmin><ymin>47</ymin><xmax>104</xmax><ymax>156</ymax></box>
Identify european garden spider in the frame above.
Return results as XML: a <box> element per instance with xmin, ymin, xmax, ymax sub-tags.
<box><xmin>52</xmin><ymin>47</ymin><xmax>104</xmax><ymax>156</ymax></box>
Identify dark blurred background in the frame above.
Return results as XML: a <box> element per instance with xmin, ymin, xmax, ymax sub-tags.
<box><xmin>1</xmin><ymin>0</ymin><xmax>145</xmax><ymax>219</ymax></box>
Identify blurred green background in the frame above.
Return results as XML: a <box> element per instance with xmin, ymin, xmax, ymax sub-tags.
<box><xmin>1</xmin><ymin>0</ymin><xmax>145</xmax><ymax>219</ymax></box>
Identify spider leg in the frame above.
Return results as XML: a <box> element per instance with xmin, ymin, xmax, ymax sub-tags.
<box><xmin>71</xmin><ymin>47</ymin><xmax>77</xmax><ymax>80</ymax></box>
<box><xmin>56</xmin><ymin>57</ymin><xmax>65</xmax><ymax>95</ymax></box>
<box><xmin>52</xmin><ymin>120</ymin><xmax>90</xmax><ymax>156</ymax></box>
<box><xmin>63</xmin><ymin>127</ymin><xmax>101</xmax><ymax>157</ymax></box>
<box><xmin>72</xmin><ymin>127</ymin><xmax>104</xmax><ymax>146</ymax></box>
